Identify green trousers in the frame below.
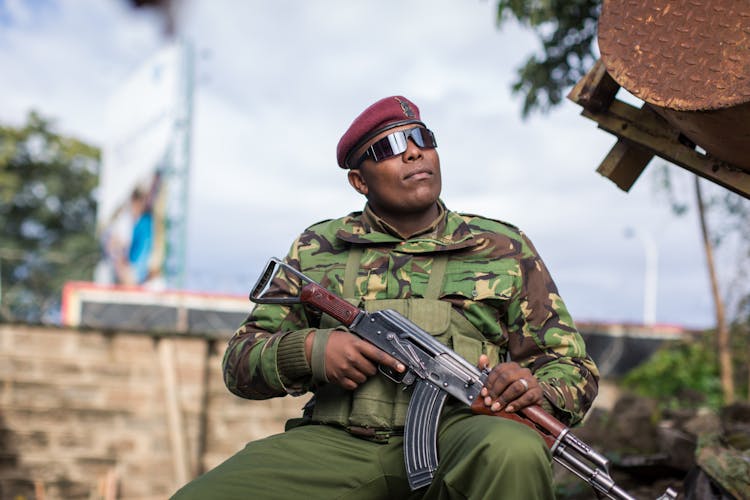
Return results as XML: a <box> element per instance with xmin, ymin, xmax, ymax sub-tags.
<box><xmin>171</xmin><ymin>406</ymin><xmax>554</xmax><ymax>499</ymax></box>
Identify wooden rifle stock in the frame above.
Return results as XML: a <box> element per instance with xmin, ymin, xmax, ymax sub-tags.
<box><xmin>469</xmin><ymin>398</ymin><xmax>563</xmax><ymax>449</ymax></box>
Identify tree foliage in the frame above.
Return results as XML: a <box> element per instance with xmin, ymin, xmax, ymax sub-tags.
<box><xmin>495</xmin><ymin>0</ymin><xmax>601</xmax><ymax>117</ymax></box>
<box><xmin>621</xmin><ymin>328</ymin><xmax>749</xmax><ymax>410</ymax></box>
<box><xmin>0</xmin><ymin>112</ymin><xmax>100</xmax><ymax>323</ymax></box>
<box><xmin>622</xmin><ymin>334</ymin><xmax>722</xmax><ymax>409</ymax></box>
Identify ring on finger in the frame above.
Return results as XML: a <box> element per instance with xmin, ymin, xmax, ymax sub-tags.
<box><xmin>518</xmin><ymin>378</ymin><xmax>529</xmax><ymax>392</ymax></box>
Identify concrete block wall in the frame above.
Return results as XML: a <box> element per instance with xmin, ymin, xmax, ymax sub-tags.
<box><xmin>0</xmin><ymin>324</ymin><xmax>308</xmax><ymax>500</ymax></box>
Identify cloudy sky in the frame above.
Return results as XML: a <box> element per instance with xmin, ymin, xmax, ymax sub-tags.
<box><xmin>1</xmin><ymin>0</ymin><xmax>725</xmax><ymax>328</ymax></box>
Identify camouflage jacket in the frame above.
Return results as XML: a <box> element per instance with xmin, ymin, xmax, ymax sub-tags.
<box><xmin>224</xmin><ymin>204</ymin><xmax>599</xmax><ymax>425</ymax></box>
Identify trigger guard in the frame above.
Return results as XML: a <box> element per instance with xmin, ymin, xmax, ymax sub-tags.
<box><xmin>379</xmin><ymin>364</ymin><xmax>403</xmax><ymax>382</ymax></box>
<box><xmin>379</xmin><ymin>365</ymin><xmax>415</xmax><ymax>385</ymax></box>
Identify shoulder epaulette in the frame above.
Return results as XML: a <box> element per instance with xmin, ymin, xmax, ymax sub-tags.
<box><xmin>458</xmin><ymin>212</ymin><xmax>520</xmax><ymax>232</ymax></box>
<box><xmin>304</xmin><ymin>219</ymin><xmax>334</xmax><ymax>231</ymax></box>
<box><xmin>303</xmin><ymin>211</ymin><xmax>363</xmax><ymax>232</ymax></box>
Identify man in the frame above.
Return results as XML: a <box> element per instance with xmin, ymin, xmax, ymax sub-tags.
<box><xmin>173</xmin><ymin>96</ymin><xmax>599</xmax><ymax>499</ymax></box>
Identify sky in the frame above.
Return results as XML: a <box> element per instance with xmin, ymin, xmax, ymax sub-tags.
<box><xmin>0</xmin><ymin>0</ymin><xmax>728</xmax><ymax>329</ymax></box>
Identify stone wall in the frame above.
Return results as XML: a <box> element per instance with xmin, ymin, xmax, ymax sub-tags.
<box><xmin>0</xmin><ymin>324</ymin><xmax>308</xmax><ymax>500</ymax></box>
<box><xmin>0</xmin><ymin>321</ymin><xmax>664</xmax><ymax>499</ymax></box>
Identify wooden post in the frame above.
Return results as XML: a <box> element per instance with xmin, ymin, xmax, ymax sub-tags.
<box><xmin>158</xmin><ymin>338</ymin><xmax>192</xmax><ymax>488</ymax></box>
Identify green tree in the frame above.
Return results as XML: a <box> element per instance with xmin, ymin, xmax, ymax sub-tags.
<box><xmin>495</xmin><ymin>0</ymin><xmax>601</xmax><ymax>117</ymax></box>
<box><xmin>621</xmin><ymin>333</ymin><xmax>724</xmax><ymax>410</ymax></box>
<box><xmin>0</xmin><ymin>112</ymin><xmax>100</xmax><ymax>323</ymax></box>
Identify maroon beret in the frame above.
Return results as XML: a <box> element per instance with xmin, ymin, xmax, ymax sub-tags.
<box><xmin>336</xmin><ymin>96</ymin><xmax>424</xmax><ymax>169</ymax></box>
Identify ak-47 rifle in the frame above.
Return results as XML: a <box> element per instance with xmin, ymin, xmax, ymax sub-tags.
<box><xmin>250</xmin><ymin>258</ymin><xmax>677</xmax><ymax>500</ymax></box>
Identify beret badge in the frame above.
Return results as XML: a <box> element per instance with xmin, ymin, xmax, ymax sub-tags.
<box><xmin>396</xmin><ymin>97</ymin><xmax>416</xmax><ymax>118</ymax></box>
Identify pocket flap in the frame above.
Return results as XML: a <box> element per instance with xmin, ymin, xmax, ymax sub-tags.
<box><xmin>364</xmin><ymin>298</ymin><xmax>451</xmax><ymax>335</ymax></box>
<box><xmin>452</xmin><ymin>335</ymin><xmax>483</xmax><ymax>366</ymax></box>
<box><xmin>451</xmin><ymin>336</ymin><xmax>503</xmax><ymax>367</ymax></box>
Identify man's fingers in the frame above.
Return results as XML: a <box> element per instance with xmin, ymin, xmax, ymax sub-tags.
<box><xmin>346</xmin><ymin>368</ymin><xmax>369</xmax><ymax>385</ymax></box>
<box><xmin>339</xmin><ymin>377</ymin><xmax>359</xmax><ymax>391</ymax></box>
<box><xmin>484</xmin><ymin>374</ymin><xmax>511</xmax><ymax>400</ymax></box>
<box><xmin>480</xmin><ymin>361</ymin><xmax>543</xmax><ymax>412</ymax></box>
<box><xmin>327</xmin><ymin>358</ymin><xmax>370</xmax><ymax>387</ymax></box>
<box><xmin>347</xmin><ymin>354</ymin><xmax>378</xmax><ymax>378</ymax></box>
<box><xmin>487</xmin><ymin>377</ymin><xmax>543</xmax><ymax>413</ymax></box>
<box><xmin>500</xmin><ymin>379</ymin><xmax>533</xmax><ymax>407</ymax></box>
<box><xmin>358</xmin><ymin>339</ymin><xmax>405</xmax><ymax>373</ymax></box>
<box><xmin>505</xmin><ymin>387</ymin><xmax>543</xmax><ymax>413</ymax></box>
<box><xmin>485</xmin><ymin>365</ymin><xmax>517</xmax><ymax>392</ymax></box>
<box><xmin>477</xmin><ymin>354</ymin><xmax>490</xmax><ymax>371</ymax></box>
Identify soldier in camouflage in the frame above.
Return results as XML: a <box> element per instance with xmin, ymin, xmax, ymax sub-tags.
<box><xmin>172</xmin><ymin>96</ymin><xmax>599</xmax><ymax>499</ymax></box>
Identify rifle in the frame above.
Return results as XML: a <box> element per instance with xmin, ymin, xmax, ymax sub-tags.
<box><xmin>250</xmin><ymin>258</ymin><xmax>677</xmax><ymax>500</ymax></box>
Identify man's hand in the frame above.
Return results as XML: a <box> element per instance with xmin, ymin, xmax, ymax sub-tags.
<box><xmin>306</xmin><ymin>330</ymin><xmax>405</xmax><ymax>390</ymax></box>
<box><xmin>478</xmin><ymin>354</ymin><xmax>542</xmax><ymax>413</ymax></box>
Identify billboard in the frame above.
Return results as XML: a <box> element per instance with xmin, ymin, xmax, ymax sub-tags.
<box><xmin>95</xmin><ymin>42</ymin><xmax>192</xmax><ymax>289</ymax></box>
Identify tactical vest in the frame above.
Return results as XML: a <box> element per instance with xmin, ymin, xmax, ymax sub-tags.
<box><xmin>307</xmin><ymin>248</ymin><xmax>505</xmax><ymax>438</ymax></box>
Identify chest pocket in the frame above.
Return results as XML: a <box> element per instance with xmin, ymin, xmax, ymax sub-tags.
<box><xmin>439</xmin><ymin>268</ymin><xmax>515</xmax><ymax>354</ymax></box>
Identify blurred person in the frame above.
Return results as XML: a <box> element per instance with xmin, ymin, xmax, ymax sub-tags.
<box><xmin>97</xmin><ymin>171</ymin><xmax>165</xmax><ymax>288</ymax></box>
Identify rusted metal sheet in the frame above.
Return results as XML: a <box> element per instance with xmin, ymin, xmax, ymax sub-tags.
<box><xmin>598</xmin><ymin>0</ymin><xmax>750</xmax><ymax>172</ymax></box>
<box><xmin>598</xmin><ymin>0</ymin><xmax>750</xmax><ymax>110</ymax></box>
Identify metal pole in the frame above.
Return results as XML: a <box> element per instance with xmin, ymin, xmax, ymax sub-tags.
<box><xmin>642</xmin><ymin>232</ymin><xmax>658</xmax><ymax>326</ymax></box>
<box><xmin>624</xmin><ymin>228</ymin><xmax>659</xmax><ymax>325</ymax></box>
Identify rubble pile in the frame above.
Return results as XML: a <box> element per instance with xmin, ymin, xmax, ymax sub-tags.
<box><xmin>554</xmin><ymin>393</ymin><xmax>750</xmax><ymax>499</ymax></box>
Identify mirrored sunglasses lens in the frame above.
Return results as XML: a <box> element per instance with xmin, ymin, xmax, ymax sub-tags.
<box><xmin>370</xmin><ymin>131</ymin><xmax>406</xmax><ymax>161</ymax></box>
<box><xmin>387</xmin><ymin>132</ymin><xmax>408</xmax><ymax>154</ymax></box>
<box><xmin>410</xmin><ymin>128</ymin><xmax>437</xmax><ymax>148</ymax></box>
<box><xmin>408</xmin><ymin>128</ymin><xmax>425</xmax><ymax>147</ymax></box>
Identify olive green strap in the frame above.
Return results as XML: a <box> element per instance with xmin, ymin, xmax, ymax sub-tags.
<box><xmin>424</xmin><ymin>255</ymin><xmax>448</xmax><ymax>300</ymax></box>
<box><xmin>343</xmin><ymin>247</ymin><xmax>364</xmax><ymax>299</ymax></box>
<box><xmin>310</xmin><ymin>329</ymin><xmax>332</xmax><ymax>384</ymax></box>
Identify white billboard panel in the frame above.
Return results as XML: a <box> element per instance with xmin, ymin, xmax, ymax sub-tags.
<box><xmin>96</xmin><ymin>42</ymin><xmax>191</xmax><ymax>289</ymax></box>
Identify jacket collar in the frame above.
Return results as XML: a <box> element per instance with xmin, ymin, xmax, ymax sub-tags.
<box><xmin>334</xmin><ymin>201</ymin><xmax>481</xmax><ymax>254</ymax></box>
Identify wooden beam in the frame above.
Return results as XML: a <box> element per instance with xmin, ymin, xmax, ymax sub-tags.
<box><xmin>596</xmin><ymin>139</ymin><xmax>654</xmax><ymax>192</ymax></box>
<box><xmin>567</xmin><ymin>59</ymin><xmax>621</xmax><ymax>113</ymax></box>
<box><xmin>569</xmin><ymin>59</ymin><xmax>750</xmax><ymax>199</ymax></box>
<box><xmin>581</xmin><ymin>100</ymin><xmax>750</xmax><ymax>199</ymax></box>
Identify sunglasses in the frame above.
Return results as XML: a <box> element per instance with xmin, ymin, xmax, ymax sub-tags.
<box><xmin>355</xmin><ymin>127</ymin><xmax>438</xmax><ymax>167</ymax></box>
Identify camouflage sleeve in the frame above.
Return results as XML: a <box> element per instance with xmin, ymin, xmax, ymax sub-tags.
<box><xmin>506</xmin><ymin>231</ymin><xmax>599</xmax><ymax>426</ymax></box>
<box><xmin>222</xmin><ymin>238</ymin><xmax>316</xmax><ymax>400</ymax></box>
